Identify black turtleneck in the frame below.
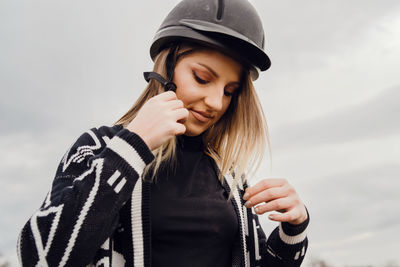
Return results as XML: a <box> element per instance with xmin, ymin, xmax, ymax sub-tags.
<box><xmin>150</xmin><ymin>134</ymin><xmax>238</xmax><ymax>267</ymax></box>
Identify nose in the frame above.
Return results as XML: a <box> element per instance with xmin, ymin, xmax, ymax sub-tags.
<box><xmin>203</xmin><ymin>85</ymin><xmax>224</xmax><ymax>112</ymax></box>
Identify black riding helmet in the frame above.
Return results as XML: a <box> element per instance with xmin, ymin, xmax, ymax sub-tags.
<box><xmin>150</xmin><ymin>0</ymin><xmax>271</xmax><ymax>81</ymax></box>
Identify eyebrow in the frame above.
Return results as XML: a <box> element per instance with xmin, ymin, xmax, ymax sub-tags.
<box><xmin>198</xmin><ymin>63</ymin><xmax>219</xmax><ymax>78</ymax></box>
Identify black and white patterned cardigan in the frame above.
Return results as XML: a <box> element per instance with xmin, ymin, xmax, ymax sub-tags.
<box><xmin>18</xmin><ymin>125</ymin><xmax>309</xmax><ymax>267</ymax></box>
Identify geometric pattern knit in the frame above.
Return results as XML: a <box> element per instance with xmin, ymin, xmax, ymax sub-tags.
<box><xmin>17</xmin><ymin>125</ymin><xmax>309</xmax><ymax>267</ymax></box>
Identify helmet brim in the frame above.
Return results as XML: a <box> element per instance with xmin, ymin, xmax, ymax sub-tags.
<box><xmin>150</xmin><ymin>21</ymin><xmax>271</xmax><ymax>77</ymax></box>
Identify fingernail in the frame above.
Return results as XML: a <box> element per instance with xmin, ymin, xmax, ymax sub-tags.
<box><xmin>243</xmin><ymin>193</ymin><xmax>249</xmax><ymax>200</ymax></box>
<box><xmin>244</xmin><ymin>200</ymin><xmax>251</xmax><ymax>208</ymax></box>
<box><xmin>254</xmin><ymin>207</ymin><xmax>259</xmax><ymax>214</ymax></box>
<box><xmin>268</xmin><ymin>214</ymin><xmax>274</xmax><ymax>220</ymax></box>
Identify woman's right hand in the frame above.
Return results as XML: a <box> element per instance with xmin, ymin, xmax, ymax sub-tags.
<box><xmin>126</xmin><ymin>91</ymin><xmax>188</xmax><ymax>151</ymax></box>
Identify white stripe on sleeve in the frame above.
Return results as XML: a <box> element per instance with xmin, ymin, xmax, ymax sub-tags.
<box><xmin>278</xmin><ymin>223</ymin><xmax>307</xmax><ymax>245</ymax></box>
<box><xmin>108</xmin><ymin>136</ymin><xmax>146</xmax><ymax>177</ymax></box>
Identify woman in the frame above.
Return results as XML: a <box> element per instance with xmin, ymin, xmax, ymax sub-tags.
<box><xmin>18</xmin><ymin>0</ymin><xmax>309</xmax><ymax>266</ymax></box>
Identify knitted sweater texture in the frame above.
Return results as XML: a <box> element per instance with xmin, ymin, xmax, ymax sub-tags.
<box><xmin>18</xmin><ymin>125</ymin><xmax>309</xmax><ymax>267</ymax></box>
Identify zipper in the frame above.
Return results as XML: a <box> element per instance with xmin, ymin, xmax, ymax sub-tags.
<box><xmin>230</xmin><ymin>191</ymin><xmax>248</xmax><ymax>267</ymax></box>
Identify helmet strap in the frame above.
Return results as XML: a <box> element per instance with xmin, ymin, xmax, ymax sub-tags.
<box><xmin>143</xmin><ymin>71</ymin><xmax>177</xmax><ymax>92</ymax></box>
<box><xmin>166</xmin><ymin>43</ymin><xmax>180</xmax><ymax>81</ymax></box>
<box><xmin>143</xmin><ymin>44</ymin><xmax>180</xmax><ymax>92</ymax></box>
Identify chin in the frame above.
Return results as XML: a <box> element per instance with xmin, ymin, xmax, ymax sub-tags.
<box><xmin>184</xmin><ymin>129</ymin><xmax>204</xmax><ymax>137</ymax></box>
<box><xmin>183</xmin><ymin>124</ymin><xmax>208</xmax><ymax>137</ymax></box>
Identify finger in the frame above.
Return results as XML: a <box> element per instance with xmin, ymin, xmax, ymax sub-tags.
<box><xmin>244</xmin><ymin>186</ymin><xmax>287</xmax><ymax>208</ymax></box>
<box><xmin>252</xmin><ymin>197</ymin><xmax>293</xmax><ymax>215</ymax></box>
<box><xmin>166</xmin><ymin>99</ymin><xmax>184</xmax><ymax>110</ymax></box>
<box><xmin>244</xmin><ymin>178</ymin><xmax>287</xmax><ymax>200</ymax></box>
<box><xmin>153</xmin><ymin>90</ymin><xmax>177</xmax><ymax>101</ymax></box>
<box><xmin>268</xmin><ymin>208</ymin><xmax>300</xmax><ymax>223</ymax></box>
<box><xmin>173</xmin><ymin>122</ymin><xmax>186</xmax><ymax>135</ymax></box>
<box><xmin>173</xmin><ymin>108</ymin><xmax>189</xmax><ymax>121</ymax></box>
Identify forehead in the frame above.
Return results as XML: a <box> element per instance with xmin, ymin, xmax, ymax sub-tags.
<box><xmin>178</xmin><ymin>48</ymin><xmax>243</xmax><ymax>80</ymax></box>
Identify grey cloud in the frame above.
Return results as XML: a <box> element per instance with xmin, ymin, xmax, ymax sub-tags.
<box><xmin>303</xmin><ymin>163</ymin><xmax>400</xmax><ymax>236</ymax></box>
<box><xmin>260</xmin><ymin>0</ymin><xmax>400</xmax><ymax>70</ymax></box>
<box><xmin>0</xmin><ymin>0</ymin><xmax>176</xmax><ymax>139</ymax></box>
<box><xmin>272</xmin><ymin>85</ymin><xmax>400</xmax><ymax>150</ymax></box>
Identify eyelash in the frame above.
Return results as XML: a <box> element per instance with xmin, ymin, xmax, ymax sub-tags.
<box><xmin>224</xmin><ymin>91</ymin><xmax>234</xmax><ymax>97</ymax></box>
<box><xmin>192</xmin><ymin>70</ymin><xmax>208</xmax><ymax>84</ymax></box>
<box><xmin>192</xmin><ymin>70</ymin><xmax>235</xmax><ymax>97</ymax></box>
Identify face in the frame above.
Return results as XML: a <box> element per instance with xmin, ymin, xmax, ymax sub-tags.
<box><xmin>173</xmin><ymin>49</ymin><xmax>242</xmax><ymax>136</ymax></box>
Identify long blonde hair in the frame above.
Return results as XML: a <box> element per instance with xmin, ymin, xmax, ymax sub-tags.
<box><xmin>115</xmin><ymin>44</ymin><xmax>271</xmax><ymax>186</ymax></box>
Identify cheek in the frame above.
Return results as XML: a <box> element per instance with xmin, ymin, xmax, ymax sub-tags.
<box><xmin>215</xmin><ymin>98</ymin><xmax>232</xmax><ymax>120</ymax></box>
<box><xmin>223</xmin><ymin>97</ymin><xmax>233</xmax><ymax>112</ymax></box>
<box><xmin>175</xmin><ymin>79</ymin><xmax>200</xmax><ymax>106</ymax></box>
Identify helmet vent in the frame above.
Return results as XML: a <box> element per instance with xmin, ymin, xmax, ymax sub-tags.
<box><xmin>216</xmin><ymin>0</ymin><xmax>225</xmax><ymax>20</ymax></box>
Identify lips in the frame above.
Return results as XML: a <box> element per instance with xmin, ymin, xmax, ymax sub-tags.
<box><xmin>190</xmin><ymin>109</ymin><xmax>213</xmax><ymax>123</ymax></box>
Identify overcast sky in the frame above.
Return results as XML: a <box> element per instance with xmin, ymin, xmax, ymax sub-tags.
<box><xmin>1</xmin><ymin>0</ymin><xmax>400</xmax><ymax>266</ymax></box>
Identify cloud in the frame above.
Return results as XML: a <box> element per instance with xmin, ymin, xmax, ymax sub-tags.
<box><xmin>307</xmin><ymin>162</ymin><xmax>400</xmax><ymax>226</ymax></box>
<box><xmin>259</xmin><ymin>0</ymin><xmax>400</xmax><ymax>69</ymax></box>
<box><xmin>271</xmin><ymin>85</ymin><xmax>400</xmax><ymax>150</ymax></box>
<box><xmin>282</xmin><ymin>162</ymin><xmax>400</xmax><ymax>266</ymax></box>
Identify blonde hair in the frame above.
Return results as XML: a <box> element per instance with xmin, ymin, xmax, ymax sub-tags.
<box><xmin>115</xmin><ymin>45</ymin><xmax>271</xmax><ymax>186</ymax></box>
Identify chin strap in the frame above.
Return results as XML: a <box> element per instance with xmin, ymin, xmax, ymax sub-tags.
<box><xmin>144</xmin><ymin>44</ymin><xmax>179</xmax><ymax>93</ymax></box>
<box><xmin>143</xmin><ymin>71</ymin><xmax>177</xmax><ymax>92</ymax></box>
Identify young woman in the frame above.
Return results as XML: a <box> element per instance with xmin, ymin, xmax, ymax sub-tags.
<box><xmin>18</xmin><ymin>0</ymin><xmax>309</xmax><ymax>266</ymax></box>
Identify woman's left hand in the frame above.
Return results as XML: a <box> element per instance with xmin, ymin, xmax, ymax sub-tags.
<box><xmin>243</xmin><ymin>178</ymin><xmax>308</xmax><ymax>225</ymax></box>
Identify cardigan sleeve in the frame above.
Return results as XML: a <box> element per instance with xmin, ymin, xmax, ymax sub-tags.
<box><xmin>254</xmin><ymin>208</ymin><xmax>309</xmax><ymax>267</ymax></box>
<box><xmin>17</xmin><ymin>126</ymin><xmax>154</xmax><ymax>267</ymax></box>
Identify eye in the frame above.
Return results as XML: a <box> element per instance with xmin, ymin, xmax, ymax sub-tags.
<box><xmin>224</xmin><ymin>91</ymin><xmax>234</xmax><ymax>97</ymax></box>
<box><xmin>192</xmin><ymin>70</ymin><xmax>209</xmax><ymax>85</ymax></box>
<box><xmin>224</xmin><ymin>85</ymin><xmax>239</xmax><ymax>97</ymax></box>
